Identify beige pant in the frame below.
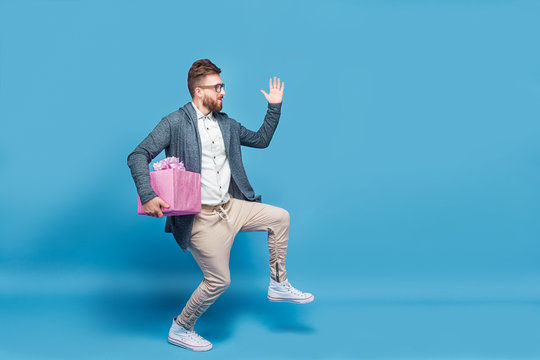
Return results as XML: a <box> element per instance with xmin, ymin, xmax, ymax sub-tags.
<box><xmin>176</xmin><ymin>197</ymin><xmax>289</xmax><ymax>330</ymax></box>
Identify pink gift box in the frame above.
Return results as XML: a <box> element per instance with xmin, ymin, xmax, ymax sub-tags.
<box><xmin>137</xmin><ymin>167</ymin><xmax>201</xmax><ymax>216</ymax></box>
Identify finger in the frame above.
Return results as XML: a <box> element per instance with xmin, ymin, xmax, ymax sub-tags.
<box><xmin>260</xmin><ymin>89</ymin><xmax>268</xmax><ymax>99</ymax></box>
<box><xmin>277</xmin><ymin>78</ymin><xmax>281</xmax><ymax>90</ymax></box>
<box><xmin>160</xmin><ymin>200</ymin><xmax>170</xmax><ymax>208</ymax></box>
<box><xmin>269</xmin><ymin>78</ymin><xmax>272</xmax><ymax>91</ymax></box>
<box><xmin>273</xmin><ymin>76</ymin><xmax>277</xmax><ymax>89</ymax></box>
<box><xmin>281</xmin><ymin>81</ymin><xmax>285</xmax><ymax>92</ymax></box>
<box><xmin>157</xmin><ymin>210</ymin><xmax>163</xmax><ymax>218</ymax></box>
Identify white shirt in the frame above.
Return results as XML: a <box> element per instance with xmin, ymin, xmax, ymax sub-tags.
<box><xmin>192</xmin><ymin>102</ymin><xmax>231</xmax><ymax>205</ymax></box>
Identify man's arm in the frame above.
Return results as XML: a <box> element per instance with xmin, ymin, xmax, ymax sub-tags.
<box><xmin>239</xmin><ymin>77</ymin><xmax>284</xmax><ymax>148</ymax></box>
<box><xmin>127</xmin><ymin>117</ymin><xmax>172</xmax><ymax>215</ymax></box>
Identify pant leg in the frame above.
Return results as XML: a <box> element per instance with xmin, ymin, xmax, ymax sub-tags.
<box><xmin>176</xmin><ymin>202</ymin><xmax>235</xmax><ymax>330</ymax></box>
<box><xmin>235</xmin><ymin>200</ymin><xmax>290</xmax><ymax>283</ymax></box>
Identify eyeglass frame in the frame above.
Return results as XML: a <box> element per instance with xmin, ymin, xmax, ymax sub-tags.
<box><xmin>197</xmin><ymin>83</ymin><xmax>225</xmax><ymax>93</ymax></box>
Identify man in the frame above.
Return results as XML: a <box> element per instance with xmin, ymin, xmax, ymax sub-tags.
<box><xmin>127</xmin><ymin>59</ymin><xmax>313</xmax><ymax>352</ymax></box>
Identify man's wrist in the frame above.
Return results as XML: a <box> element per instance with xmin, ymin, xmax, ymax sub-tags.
<box><xmin>267</xmin><ymin>102</ymin><xmax>282</xmax><ymax>111</ymax></box>
<box><xmin>140</xmin><ymin>191</ymin><xmax>158</xmax><ymax>205</ymax></box>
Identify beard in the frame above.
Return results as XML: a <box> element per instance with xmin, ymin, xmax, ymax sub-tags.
<box><xmin>202</xmin><ymin>94</ymin><xmax>223</xmax><ymax>112</ymax></box>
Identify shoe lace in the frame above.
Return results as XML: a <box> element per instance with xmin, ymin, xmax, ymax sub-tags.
<box><xmin>187</xmin><ymin>330</ymin><xmax>205</xmax><ymax>342</ymax></box>
<box><xmin>283</xmin><ymin>281</ymin><xmax>305</xmax><ymax>297</ymax></box>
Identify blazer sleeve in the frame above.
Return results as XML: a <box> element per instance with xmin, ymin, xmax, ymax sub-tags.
<box><xmin>239</xmin><ymin>102</ymin><xmax>282</xmax><ymax>148</ymax></box>
<box><xmin>127</xmin><ymin>117</ymin><xmax>172</xmax><ymax>204</ymax></box>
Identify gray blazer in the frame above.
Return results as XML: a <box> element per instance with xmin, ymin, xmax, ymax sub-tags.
<box><xmin>127</xmin><ymin>101</ymin><xmax>282</xmax><ymax>250</ymax></box>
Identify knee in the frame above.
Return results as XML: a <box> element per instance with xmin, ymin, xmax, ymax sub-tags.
<box><xmin>276</xmin><ymin>208</ymin><xmax>290</xmax><ymax>226</ymax></box>
<box><xmin>220</xmin><ymin>277</ymin><xmax>231</xmax><ymax>289</ymax></box>
<box><xmin>207</xmin><ymin>276</ymin><xmax>231</xmax><ymax>294</ymax></box>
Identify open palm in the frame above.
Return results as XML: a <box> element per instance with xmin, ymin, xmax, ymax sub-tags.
<box><xmin>260</xmin><ymin>77</ymin><xmax>284</xmax><ymax>104</ymax></box>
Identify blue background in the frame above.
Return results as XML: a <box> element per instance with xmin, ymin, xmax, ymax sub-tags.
<box><xmin>1</xmin><ymin>0</ymin><xmax>539</xmax><ymax>358</ymax></box>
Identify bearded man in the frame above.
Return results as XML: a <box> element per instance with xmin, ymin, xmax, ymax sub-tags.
<box><xmin>127</xmin><ymin>59</ymin><xmax>313</xmax><ymax>352</ymax></box>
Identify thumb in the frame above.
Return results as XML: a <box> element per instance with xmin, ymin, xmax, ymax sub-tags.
<box><xmin>160</xmin><ymin>199</ymin><xmax>170</xmax><ymax>208</ymax></box>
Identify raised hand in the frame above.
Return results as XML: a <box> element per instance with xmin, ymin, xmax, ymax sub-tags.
<box><xmin>260</xmin><ymin>76</ymin><xmax>284</xmax><ymax>104</ymax></box>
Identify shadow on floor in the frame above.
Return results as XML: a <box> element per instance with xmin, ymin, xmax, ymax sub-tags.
<box><xmin>90</xmin><ymin>283</ymin><xmax>315</xmax><ymax>343</ymax></box>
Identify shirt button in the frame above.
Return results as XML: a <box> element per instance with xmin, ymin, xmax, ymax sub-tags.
<box><xmin>217</xmin><ymin>171</ymin><xmax>219</xmax><ymax>174</ymax></box>
<box><xmin>212</xmin><ymin>141</ymin><xmax>214</xmax><ymax>144</ymax></box>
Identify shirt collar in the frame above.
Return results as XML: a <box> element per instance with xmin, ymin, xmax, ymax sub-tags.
<box><xmin>192</xmin><ymin>102</ymin><xmax>214</xmax><ymax>121</ymax></box>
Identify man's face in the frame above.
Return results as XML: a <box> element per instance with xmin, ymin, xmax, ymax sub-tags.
<box><xmin>198</xmin><ymin>73</ymin><xmax>225</xmax><ymax>112</ymax></box>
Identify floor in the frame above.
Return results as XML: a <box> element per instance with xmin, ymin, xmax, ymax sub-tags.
<box><xmin>1</xmin><ymin>269</ymin><xmax>539</xmax><ymax>359</ymax></box>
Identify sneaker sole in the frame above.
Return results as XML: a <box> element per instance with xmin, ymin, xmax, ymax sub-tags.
<box><xmin>168</xmin><ymin>336</ymin><xmax>212</xmax><ymax>352</ymax></box>
<box><xmin>267</xmin><ymin>294</ymin><xmax>314</xmax><ymax>304</ymax></box>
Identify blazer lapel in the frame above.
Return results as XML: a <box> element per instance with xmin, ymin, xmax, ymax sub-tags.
<box><xmin>215</xmin><ymin>112</ymin><xmax>231</xmax><ymax>156</ymax></box>
<box><xmin>181</xmin><ymin>102</ymin><xmax>202</xmax><ymax>170</ymax></box>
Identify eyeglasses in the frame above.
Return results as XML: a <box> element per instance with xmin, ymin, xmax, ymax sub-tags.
<box><xmin>197</xmin><ymin>83</ymin><xmax>225</xmax><ymax>92</ymax></box>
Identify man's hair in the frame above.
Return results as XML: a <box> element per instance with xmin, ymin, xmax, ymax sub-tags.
<box><xmin>187</xmin><ymin>59</ymin><xmax>221</xmax><ymax>98</ymax></box>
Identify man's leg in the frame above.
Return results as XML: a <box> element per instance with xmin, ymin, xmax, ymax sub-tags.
<box><xmin>236</xmin><ymin>200</ymin><xmax>290</xmax><ymax>282</ymax></box>
<box><xmin>235</xmin><ymin>200</ymin><xmax>313</xmax><ymax>303</ymax></box>
<box><xmin>172</xmin><ymin>197</ymin><xmax>312</xmax><ymax>351</ymax></box>
<box><xmin>176</xmin><ymin>203</ymin><xmax>235</xmax><ymax>331</ymax></box>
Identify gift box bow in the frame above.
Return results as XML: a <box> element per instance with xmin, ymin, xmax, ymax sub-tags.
<box><xmin>152</xmin><ymin>157</ymin><xmax>185</xmax><ymax>171</ymax></box>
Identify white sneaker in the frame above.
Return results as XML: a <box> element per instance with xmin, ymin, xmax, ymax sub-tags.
<box><xmin>267</xmin><ymin>278</ymin><xmax>314</xmax><ymax>304</ymax></box>
<box><xmin>168</xmin><ymin>319</ymin><xmax>212</xmax><ymax>352</ymax></box>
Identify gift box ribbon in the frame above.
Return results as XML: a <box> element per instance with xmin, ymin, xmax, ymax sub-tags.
<box><xmin>152</xmin><ymin>157</ymin><xmax>185</xmax><ymax>171</ymax></box>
